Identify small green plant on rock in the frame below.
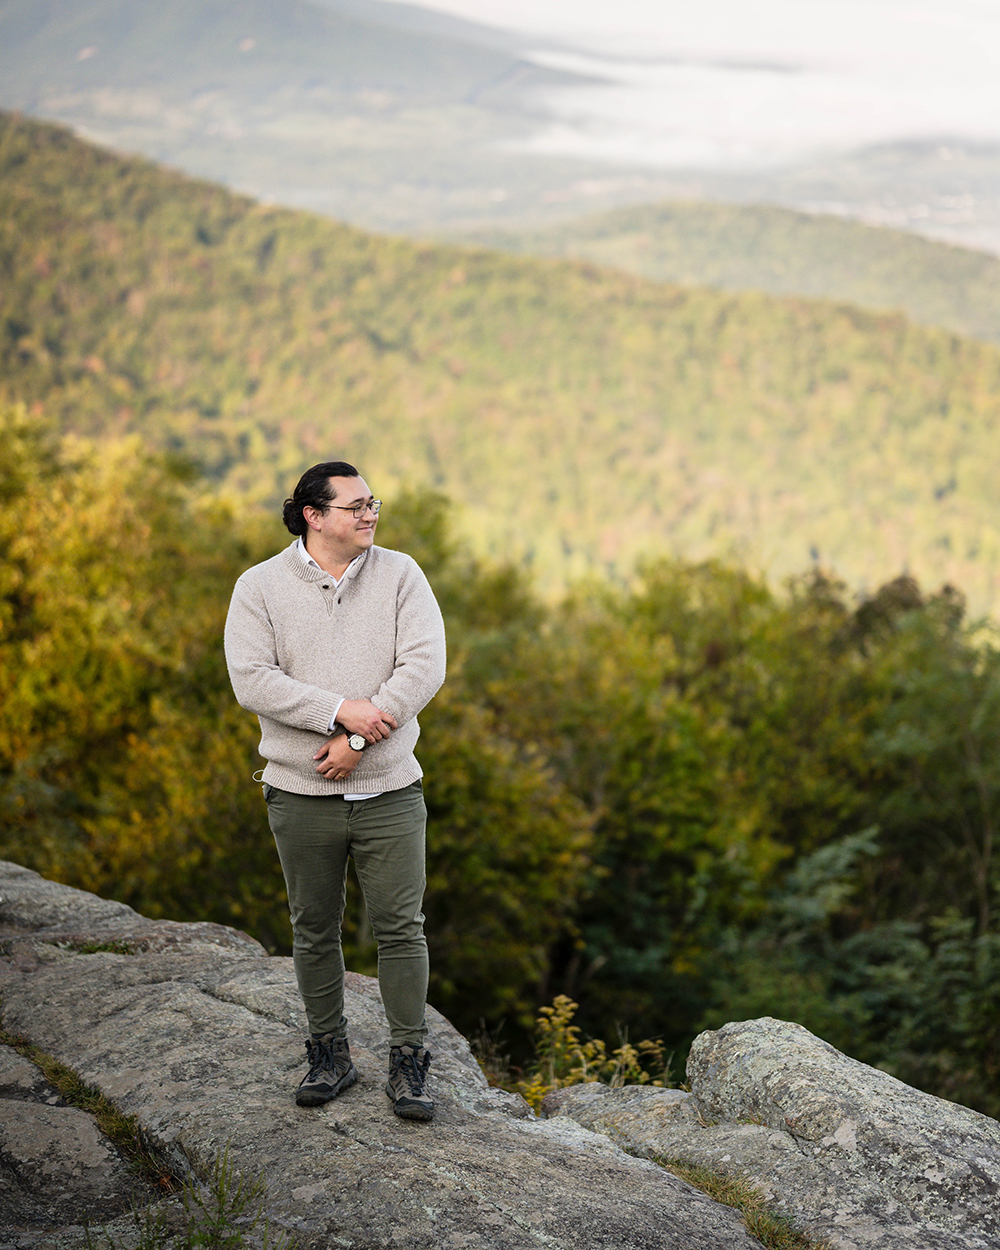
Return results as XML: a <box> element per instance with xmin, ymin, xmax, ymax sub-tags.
<box><xmin>89</xmin><ymin>1145</ymin><xmax>295</xmax><ymax>1250</ymax></box>
<box><xmin>182</xmin><ymin>1145</ymin><xmax>293</xmax><ymax>1250</ymax></box>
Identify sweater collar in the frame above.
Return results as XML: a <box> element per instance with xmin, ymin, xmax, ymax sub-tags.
<box><xmin>281</xmin><ymin>542</ymin><xmax>370</xmax><ymax>583</ymax></box>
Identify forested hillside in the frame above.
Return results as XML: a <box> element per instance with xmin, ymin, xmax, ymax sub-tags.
<box><xmin>3</xmin><ymin>111</ymin><xmax>1000</xmax><ymax>612</ymax></box>
<box><xmin>469</xmin><ymin>199</ymin><xmax>1000</xmax><ymax>345</ymax></box>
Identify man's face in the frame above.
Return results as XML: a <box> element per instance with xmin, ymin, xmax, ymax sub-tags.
<box><xmin>313</xmin><ymin>475</ymin><xmax>378</xmax><ymax>557</ymax></box>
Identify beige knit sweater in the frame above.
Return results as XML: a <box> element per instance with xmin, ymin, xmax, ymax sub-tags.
<box><xmin>224</xmin><ymin>542</ymin><xmax>446</xmax><ymax>796</ymax></box>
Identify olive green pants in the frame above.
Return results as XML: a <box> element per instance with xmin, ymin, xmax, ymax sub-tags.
<box><xmin>264</xmin><ymin>781</ymin><xmax>428</xmax><ymax>1046</ymax></box>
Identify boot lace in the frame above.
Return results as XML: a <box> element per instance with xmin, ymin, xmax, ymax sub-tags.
<box><xmin>394</xmin><ymin>1047</ymin><xmax>430</xmax><ymax>1095</ymax></box>
<box><xmin>306</xmin><ymin>1035</ymin><xmax>346</xmax><ymax>1080</ymax></box>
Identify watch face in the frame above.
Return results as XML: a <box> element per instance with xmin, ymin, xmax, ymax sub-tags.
<box><xmin>348</xmin><ymin>734</ymin><xmax>366</xmax><ymax>750</ymax></box>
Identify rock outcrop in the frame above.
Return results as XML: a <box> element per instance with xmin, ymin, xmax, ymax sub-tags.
<box><xmin>0</xmin><ymin>862</ymin><xmax>761</xmax><ymax>1250</ymax></box>
<box><xmin>2</xmin><ymin>860</ymin><xmax>999</xmax><ymax>1250</ymax></box>
<box><xmin>545</xmin><ymin>1021</ymin><xmax>1000</xmax><ymax>1249</ymax></box>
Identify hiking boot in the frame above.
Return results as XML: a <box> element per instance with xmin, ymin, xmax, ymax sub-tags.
<box><xmin>385</xmin><ymin>1044</ymin><xmax>434</xmax><ymax>1121</ymax></box>
<box><xmin>295</xmin><ymin>1033</ymin><xmax>357</xmax><ymax>1107</ymax></box>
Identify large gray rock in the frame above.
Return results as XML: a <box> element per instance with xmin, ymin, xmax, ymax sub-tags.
<box><xmin>0</xmin><ymin>860</ymin><xmax>265</xmax><ymax>957</ymax></box>
<box><xmin>0</xmin><ymin>863</ymin><xmax>760</xmax><ymax>1250</ymax></box>
<box><xmin>545</xmin><ymin>1017</ymin><xmax>1000</xmax><ymax>1250</ymax></box>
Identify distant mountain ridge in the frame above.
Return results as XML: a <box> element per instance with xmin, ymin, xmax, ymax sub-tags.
<box><xmin>3</xmin><ymin>0</ymin><xmax>999</xmax><ymax>251</ymax></box>
<box><xmin>0</xmin><ymin>0</ymin><xmax>559</xmax><ymax>101</ymax></box>
<box><xmin>0</xmin><ymin>0</ymin><xmax>650</xmax><ymax>231</ymax></box>
<box><xmin>309</xmin><ymin>0</ymin><xmax>526</xmax><ymax>51</ymax></box>
<box><xmin>3</xmin><ymin>111</ymin><xmax>1000</xmax><ymax>615</ymax></box>
<box><xmin>467</xmin><ymin>201</ymin><xmax>1000</xmax><ymax>346</ymax></box>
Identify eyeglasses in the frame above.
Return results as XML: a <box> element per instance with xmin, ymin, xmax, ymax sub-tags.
<box><xmin>328</xmin><ymin>499</ymin><xmax>382</xmax><ymax>519</ymax></box>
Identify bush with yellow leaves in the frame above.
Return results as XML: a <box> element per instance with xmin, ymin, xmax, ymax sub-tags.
<box><xmin>513</xmin><ymin>995</ymin><xmax>674</xmax><ymax>1113</ymax></box>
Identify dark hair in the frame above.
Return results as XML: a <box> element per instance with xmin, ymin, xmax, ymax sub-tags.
<box><xmin>282</xmin><ymin>461</ymin><xmax>360</xmax><ymax>536</ymax></box>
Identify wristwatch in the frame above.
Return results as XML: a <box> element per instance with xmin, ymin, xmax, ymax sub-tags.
<box><xmin>347</xmin><ymin>733</ymin><xmax>366</xmax><ymax>751</ymax></box>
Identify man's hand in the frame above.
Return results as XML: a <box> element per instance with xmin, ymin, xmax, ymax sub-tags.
<box><xmin>336</xmin><ymin>698</ymin><xmax>397</xmax><ymax>744</ymax></box>
<box><xmin>313</xmin><ymin>735</ymin><xmax>365</xmax><ymax>781</ymax></box>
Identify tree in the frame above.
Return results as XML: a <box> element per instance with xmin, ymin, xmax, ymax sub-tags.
<box><xmin>860</xmin><ymin>581</ymin><xmax>1000</xmax><ymax>936</ymax></box>
<box><xmin>0</xmin><ymin>404</ymin><xmax>283</xmax><ymax>934</ymax></box>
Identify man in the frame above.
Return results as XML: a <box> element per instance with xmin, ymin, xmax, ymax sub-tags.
<box><xmin>224</xmin><ymin>461</ymin><xmax>446</xmax><ymax>1121</ymax></box>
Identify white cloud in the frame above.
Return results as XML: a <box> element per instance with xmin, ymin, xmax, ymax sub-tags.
<box><xmin>402</xmin><ymin>0</ymin><xmax>1000</xmax><ymax>167</ymax></box>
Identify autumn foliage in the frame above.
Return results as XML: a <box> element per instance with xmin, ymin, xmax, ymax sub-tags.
<box><xmin>2</xmin><ymin>406</ymin><xmax>998</xmax><ymax>1117</ymax></box>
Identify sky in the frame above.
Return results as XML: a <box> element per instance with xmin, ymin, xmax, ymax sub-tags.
<box><xmin>400</xmin><ymin>0</ymin><xmax>1000</xmax><ymax>169</ymax></box>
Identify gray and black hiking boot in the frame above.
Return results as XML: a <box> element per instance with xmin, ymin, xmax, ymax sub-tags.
<box><xmin>385</xmin><ymin>1044</ymin><xmax>434</xmax><ymax>1121</ymax></box>
<box><xmin>295</xmin><ymin>1033</ymin><xmax>357</xmax><ymax>1107</ymax></box>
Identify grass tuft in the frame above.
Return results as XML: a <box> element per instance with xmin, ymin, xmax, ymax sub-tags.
<box><xmin>67</xmin><ymin>940</ymin><xmax>138</xmax><ymax>955</ymax></box>
<box><xmin>652</xmin><ymin>1155</ymin><xmax>831</xmax><ymax>1250</ymax></box>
